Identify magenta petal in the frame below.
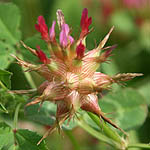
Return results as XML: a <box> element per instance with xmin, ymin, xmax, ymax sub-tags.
<box><xmin>49</xmin><ymin>21</ymin><xmax>56</xmax><ymax>42</ymax></box>
<box><xmin>68</xmin><ymin>35</ymin><xmax>74</xmax><ymax>44</ymax></box>
<box><xmin>80</xmin><ymin>8</ymin><xmax>88</xmax><ymax>28</ymax></box>
<box><xmin>60</xmin><ymin>24</ymin><xmax>68</xmax><ymax>48</ymax></box>
<box><xmin>76</xmin><ymin>42</ymin><xmax>85</xmax><ymax>59</ymax></box>
<box><xmin>80</xmin><ymin>8</ymin><xmax>92</xmax><ymax>34</ymax></box>
<box><xmin>59</xmin><ymin>23</ymin><xmax>74</xmax><ymax>47</ymax></box>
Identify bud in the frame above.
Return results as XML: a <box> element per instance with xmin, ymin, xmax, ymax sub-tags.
<box><xmin>80</xmin><ymin>8</ymin><xmax>92</xmax><ymax>38</ymax></box>
<box><xmin>35</xmin><ymin>16</ymin><xmax>50</xmax><ymax>42</ymax></box>
<box><xmin>112</xmin><ymin>73</ymin><xmax>143</xmax><ymax>82</ymax></box>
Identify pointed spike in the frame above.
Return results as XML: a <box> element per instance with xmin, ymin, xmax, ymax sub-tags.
<box><xmin>20</xmin><ymin>41</ymin><xmax>38</xmax><ymax>56</ymax></box>
<box><xmin>26</xmin><ymin>97</ymin><xmax>42</xmax><ymax>107</ymax></box>
<box><xmin>99</xmin><ymin>110</ymin><xmax>128</xmax><ymax>135</ymax></box>
<box><xmin>97</xmin><ymin>26</ymin><xmax>114</xmax><ymax>50</ymax></box>
<box><xmin>56</xmin><ymin>9</ymin><xmax>65</xmax><ymax>30</ymax></box>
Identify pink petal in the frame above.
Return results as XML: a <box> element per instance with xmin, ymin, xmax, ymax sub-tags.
<box><xmin>49</xmin><ymin>21</ymin><xmax>56</xmax><ymax>42</ymax></box>
<box><xmin>59</xmin><ymin>24</ymin><xmax>74</xmax><ymax>48</ymax></box>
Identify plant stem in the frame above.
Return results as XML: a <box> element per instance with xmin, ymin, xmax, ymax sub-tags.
<box><xmin>77</xmin><ymin>118</ymin><xmax>119</xmax><ymax>149</ymax></box>
<box><xmin>13</xmin><ymin>103</ymin><xmax>22</xmax><ymax>130</ymax></box>
<box><xmin>128</xmin><ymin>143</ymin><xmax>150</xmax><ymax>149</ymax></box>
<box><xmin>0</xmin><ymin>80</ymin><xmax>8</xmax><ymax>90</ymax></box>
<box><xmin>65</xmin><ymin>130</ymin><xmax>81</xmax><ymax>150</ymax></box>
<box><xmin>87</xmin><ymin>112</ymin><xmax>125</xmax><ymax>144</ymax></box>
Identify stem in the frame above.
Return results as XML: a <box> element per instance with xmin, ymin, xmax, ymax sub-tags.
<box><xmin>128</xmin><ymin>143</ymin><xmax>150</xmax><ymax>149</ymax></box>
<box><xmin>0</xmin><ymin>80</ymin><xmax>8</xmax><ymax>90</ymax></box>
<box><xmin>13</xmin><ymin>103</ymin><xmax>22</xmax><ymax>130</ymax></box>
<box><xmin>87</xmin><ymin>112</ymin><xmax>126</xmax><ymax>146</ymax></box>
<box><xmin>77</xmin><ymin>118</ymin><xmax>119</xmax><ymax>149</ymax></box>
<box><xmin>65</xmin><ymin>130</ymin><xmax>81</xmax><ymax>150</ymax></box>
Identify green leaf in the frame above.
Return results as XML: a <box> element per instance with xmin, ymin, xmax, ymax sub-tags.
<box><xmin>0</xmin><ymin>88</ymin><xmax>26</xmax><ymax>114</ymax></box>
<box><xmin>99</xmin><ymin>88</ymin><xmax>148</xmax><ymax>130</ymax></box>
<box><xmin>0</xmin><ymin>122</ymin><xmax>14</xmax><ymax>149</ymax></box>
<box><xmin>15</xmin><ymin>129</ymin><xmax>48</xmax><ymax>150</ymax></box>
<box><xmin>0</xmin><ymin>122</ymin><xmax>48</xmax><ymax>150</ymax></box>
<box><xmin>0</xmin><ymin>3</ymin><xmax>21</xmax><ymax>69</ymax></box>
<box><xmin>0</xmin><ymin>69</ymin><xmax>12</xmax><ymax>89</ymax></box>
<box><xmin>135</xmin><ymin>76</ymin><xmax>150</xmax><ymax>106</ymax></box>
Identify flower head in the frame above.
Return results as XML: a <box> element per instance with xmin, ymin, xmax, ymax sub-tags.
<box><xmin>13</xmin><ymin>8</ymin><xmax>142</xmax><ymax>144</ymax></box>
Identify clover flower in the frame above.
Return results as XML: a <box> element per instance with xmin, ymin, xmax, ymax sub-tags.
<box><xmin>12</xmin><ymin>8</ymin><xmax>142</xmax><ymax>144</ymax></box>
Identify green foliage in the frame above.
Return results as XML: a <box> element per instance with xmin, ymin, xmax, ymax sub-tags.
<box><xmin>110</xmin><ymin>11</ymin><xmax>136</xmax><ymax>35</ymax></box>
<box><xmin>0</xmin><ymin>122</ymin><xmax>14</xmax><ymax>150</ymax></box>
<box><xmin>99</xmin><ymin>88</ymin><xmax>148</xmax><ymax>130</ymax></box>
<box><xmin>15</xmin><ymin>129</ymin><xmax>48</xmax><ymax>150</ymax></box>
<box><xmin>0</xmin><ymin>69</ymin><xmax>12</xmax><ymax>89</ymax></box>
<box><xmin>0</xmin><ymin>3</ymin><xmax>21</xmax><ymax>69</ymax></box>
<box><xmin>0</xmin><ymin>122</ymin><xmax>48</xmax><ymax>150</ymax></box>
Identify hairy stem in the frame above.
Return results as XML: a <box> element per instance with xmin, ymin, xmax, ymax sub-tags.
<box><xmin>77</xmin><ymin>117</ymin><xmax>120</xmax><ymax>149</ymax></box>
<box><xmin>128</xmin><ymin>143</ymin><xmax>150</xmax><ymax>149</ymax></box>
<box><xmin>13</xmin><ymin>103</ymin><xmax>22</xmax><ymax>130</ymax></box>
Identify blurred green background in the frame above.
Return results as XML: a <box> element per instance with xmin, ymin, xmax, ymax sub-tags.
<box><xmin>0</xmin><ymin>0</ymin><xmax>150</xmax><ymax>150</ymax></box>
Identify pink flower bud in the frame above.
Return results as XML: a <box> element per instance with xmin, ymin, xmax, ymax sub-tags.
<box><xmin>80</xmin><ymin>8</ymin><xmax>92</xmax><ymax>38</ymax></box>
<box><xmin>49</xmin><ymin>21</ymin><xmax>56</xmax><ymax>42</ymax></box>
<box><xmin>81</xmin><ymin>94</ymin><xmax>100</xmax><ymax>116</ymax></box>
<box><xmin>36</xmin><ymin>46</ymin><xmax>50</xmax><ymax>64</ymax></box>
<box><xmin>76</xmin><ymin>42</ymin><xmax>85</xmax><ymax>59</ymax></box>
<box><xmin>35</xmin><ymin>16</ymin><xmax>50</xmax><ymax>42</ymax></box>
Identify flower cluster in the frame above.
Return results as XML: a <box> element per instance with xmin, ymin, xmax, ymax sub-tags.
<box><xmin>13</xmin><ymin>8</ymin><xmax>142</xmax><ymax>143</ymax></box>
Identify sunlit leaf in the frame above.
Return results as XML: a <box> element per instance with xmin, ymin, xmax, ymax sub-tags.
<box><xmin>0</xmin><ymin>3</ymin><xmax>21</xmax><ymax>69</ymax></box>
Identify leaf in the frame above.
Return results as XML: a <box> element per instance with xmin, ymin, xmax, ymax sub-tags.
<box><xmin>0</xmin><ymin>69</ymin><xmax>12</xmax><ymax>89</ymax></box>
<box><xmin>15</xmin><ymin>129</ymin><xmax>48</xmax><ymax>150</ymax></box>
<box><xmin>0</xmin><ymin>3</ymin><xmax>21</xmax><ymax>69</ymax></box>
<box><xmin>0</xmin><ymin>122</ymin><xmax>14</xmax><ymax>149</ymax></box>
<box><xmin>135</xmin><ymin>76</ymin><xmax>150</xmax><ymax>106</ymax></box>
<box><xmin>0</xmin><ymin>88</ymin><xmax>27</xmax><ymax>114</ymax></box>
<box><xmin>0</xmin><ymin>122</ymin><xmax>48</xmax><ymax>150</ymax></box>
<box><xmin>99</xmin><ymin>88</ymin><xmax>148</xmax><ymax>130</ymax></box>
